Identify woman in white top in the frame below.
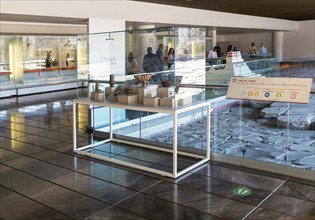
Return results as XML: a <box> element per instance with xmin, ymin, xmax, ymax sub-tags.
<box><xmin>208</xmin><ymin>46</ymin><xmax>218</xmax><ymax>59</ymax></box>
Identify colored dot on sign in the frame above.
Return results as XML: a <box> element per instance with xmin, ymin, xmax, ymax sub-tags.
<box><xmin>248</xmin><ymin>91</ymin><xmax>253</xmax><ymax>96</ymax></box>
<box><xmin>265</xmin><ymin>92</ymin><xmax>270</xmax><ymax>97</ymax></box>
<box><xmin>276</xmin><ymin>93</ymin><xmax>282</xmax><ymax>98</ymax></box>
<box><xmin>254</xmin><ymin>92</ymin><xmax>259</xmax><ymax>96</ymax></box>
<box><xmin>290</xmin><ymin>94</ymin><xmax>297</xmax><ymax>99</ymax></box>
<box><xmin>241</xmin><ymin>91</ymin><xmax>246</xmax><ymax>96</ymax></box>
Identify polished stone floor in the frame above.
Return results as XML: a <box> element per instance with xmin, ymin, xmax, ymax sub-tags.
<box><xmin>1</xmin><ymin>90</ymin><xmax>315</xmax><ymax>220</ymax></box>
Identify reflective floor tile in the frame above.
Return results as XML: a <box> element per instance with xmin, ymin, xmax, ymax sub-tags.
<box><xmin>277</xmin><ymin>180</ymin><xmax>315</xmax><ymax>202</ymax></box>
<box><xmin>88</xmin><ymin>206</ymin><xmax>149</xmax><ymax>220</ymax></box>
<box><xmin>31</xmin><ymin>150</ymin><xmax>92</xmax><ymax>170</ymax></box>
<box><xmin>193</xmin><ymin>163</ymin><xmax>286</xmax><ymax>191</ymax></box>
<box><xmin>78</xmin><ymin>162</ymin><xmax>162</xmax><ymax>191</ymax></box>
<box><xmin>52</xmin><ymin>172</ymin><xmax>137</xmax><ymax>205</ymax></box>
<box><xmin>247</xmin><ymin>207</ymin><xmax>299</xmax><ymax>220</ymax></box>
<box><xmin>0</xmin><ymin>149</ymin><xmax>24</xmax><ymax>162</ymax></box>
<box><xmin>0</xmin><ymin>187</ymin><xmax>73</xmax><ymax>220</ymax></box>
<box><xmin>0</xmin><ymin>166</ymin><xmax>109</xmax><ymax>219</ymax></box>
<box><xmin>174</xmin><ymin>172</ymin><xmax>272</xmax><ymax>206</ymax></box>
<box><xmin>143</xmin><ymin>181</ymin><xmax>255</xmax><ymax>219</ymax></box>
<box><xmin>117</xmin><ymin>192</ymin><xmax>224</xmax><ymax>220</ymax></box>
<box><xmin>261</xmin><ymin>193</ymin><xmax>315</xmax><ymax>219</ymax></box>
<box><xmin>3</xmin><ymin>156</ymin><xmax>72</xmax><ymax>180</ymax></box>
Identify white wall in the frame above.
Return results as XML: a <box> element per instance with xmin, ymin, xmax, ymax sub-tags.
<box><xmin>282</xmin><ymin>20</ymin><xmax>315</xmax><ymax>61</ymax></box>
<box><xmin>0</xmin><ymin>21</ymin><xmax>86</xmax><ymax>35</ymax></box>
<box><xmin>1</xmin><ymin>0</ymin><xmax>297</xmax><ymax>31</ymax></box>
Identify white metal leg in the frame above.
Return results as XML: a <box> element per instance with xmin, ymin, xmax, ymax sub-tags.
<box><xmin>109</xmin><ymin>107</ymin><xmax>113</xmax><ymax>140</ymax></box>
<box><xmin>73</xmin><ymin>102</ymin><xmax>77</xmax><ymax>151</ymax></box>
<box><xmin>173</xmin><ymin>113</ymin><xmax>178</xmax><ymax>176</ymax></box>
<box><xmin>207</xmin><ymin>104</ymin><xmax>210</xmax><ymax>159</ymax></box>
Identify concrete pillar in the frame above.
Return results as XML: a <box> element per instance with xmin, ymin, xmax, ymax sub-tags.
<box><xmin>273</xmin><ymin>31</ymin><xmax>283</xmax><ymax>62</ymax></box>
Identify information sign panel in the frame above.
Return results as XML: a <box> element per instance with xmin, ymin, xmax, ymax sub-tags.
<box><xmin>226</xmin><ymin>77</ymin><xmax>312</xmax><ymax>104</ymax></box>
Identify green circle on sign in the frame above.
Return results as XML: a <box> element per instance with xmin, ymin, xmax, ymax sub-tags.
<box><xmin>232</xmin><ymin>187</ymin><xmax>252</xmax><ymax>196</ymax></box>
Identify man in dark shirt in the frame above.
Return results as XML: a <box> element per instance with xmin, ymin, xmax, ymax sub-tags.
<box><xmin>142</xmin><ymin>47</ymin><xmax>158</xmax><ymax>73</ymax></box>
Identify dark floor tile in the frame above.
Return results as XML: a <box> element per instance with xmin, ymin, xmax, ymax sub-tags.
<box><xmin>0</xmin><ymin>187</ymin><xmax>73</xmax><ymax>220</ymax></box>
<box><xmin>117</xmin><ymin>192</ymin><xmax>224</xmax><ymax>220</ymax></box>
<box><xmin>0</xmin><ymin>149</ymin><xmax>24</xmax><ymax>162</ymax></box>
<box><xmin>0</xmin><ymin>185</ymin><xmax>12</xmax><ymax>197</ymax></box>
<box><xmin>143</xmin><ymin>180</ymin><xmax>255</xmax><ymax>219</ymax></box>
<box><xmin>173</xmin><ymin>172</ymin><xmax>271</xmax><ymax>206</ymax></box>
<box><xmin>193</xmin><ymin>163</ymin><xmax>286</xmax><ymax>191</ymax></box>
<box><xmin>3</xmin><ymin>156</ymin><xmax>72</xmax><ymax>180</ymax></box>
<box><xmin>277</xmin><ymin>180</ymin><xmax>315</xmax><ymax>202</ymax></box>
<box><xmin>52</xmin><ymin>172</ymin><xmax>137</xmax><ymax>205</ymax></box>
<box><xmin>0</xmin><ymin>136</ymin><xmax>10</xmax><ymax>143</ymax></box>
<box><xmin>247</xmin><ymin>208</ymin><xmax>299</xmax><ymax>220</ymax></box>
<box><xmin>77</xmin><ymin>162</ymin><xmax>162</xmax><ymax>191</ymax></box>
<box><xmin>2</xmin><ymin>124</ymin><xmax>44</xmax><ymax>135</ymax></box>
<box><xmin>261</xmin><ymin>193</ymin><xmax>315</xmax><ymax>219</ymax></box>
<box><xmin>0</xmin><ymin>139</ymin><xmax>46</xmax><ymax>156</ymax></box>
<box><xmin>15</xmin><ymin>135</ymin><xmax>61</xmax><ymax>147</ymax></box>
<box><xmin>0</xmin><ymin>128</ymin><xmax>28</xmax><ymax>140</ymax></box>
<box><xmin>31</xmin><ymin>150</ymin><xmax>93</xmax><ymax>170</ymax></box>
<box><xmin>1</xmin><ymin>166</ymin><xmax>109</xmax><ymax>219</ymax></box>
<box><xmin>88</xmin><ymin>206</ymin><xmax>149</xmax><ymax>220</ymax></box>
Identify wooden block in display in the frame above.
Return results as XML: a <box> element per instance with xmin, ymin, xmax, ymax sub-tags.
<box><xmin>178</xmin><ymin>96</ymin><xmax>192</xmax><ymax>106</ymax></box>
<box><xmin>160</xmin><ymin>97</ymin><xmax>177</xmax><ymax>107</ymax></box>
<box><xmin>143</xmin><ymin>97</ymin><xmax>160</xmax><ymax>107</ymax></box>
<box><xmin>105</xmin><ymin>87</ymin><xmax>115</xmax><ymax>97</ymax></box>
<box><xmin>138</xmin><ymin>85</ymin><xmax>158</xmax><ymax>104</ymax></box>
<box><xmin>118</xmin><ymin>94</ymin><xmax>139</xmax><ymax>104</ymax></box>
<box><xmin>157</xmin><ymin>86</ymin><xmax>175</xmax><ymax>98</ymax></box>
<box><xmin>90</xmin><ymin>92</ymin><xmax>104</xmax><ymax>102</ymax></box>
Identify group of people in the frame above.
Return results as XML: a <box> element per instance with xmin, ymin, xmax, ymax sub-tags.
<box><xmin>126</xmin><ymin>44</ymin><xmax>175</xmax><ymax>75</ymax></box>
<box><xmin>208</xmin><ymin>42</ymin><xmax>268</xmax><ymax>60</ymax></box>
<box><xmin>247</xmin><ymin>42</ymin><xmax>268</xmax><ymax>58</ymax></box>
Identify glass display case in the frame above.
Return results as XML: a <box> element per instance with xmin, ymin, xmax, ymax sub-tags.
<box><xmin>0</xmin><ymin>35</ymin><xmax>77</xmax><ymax>97</ymax></box>
<box><xmin>74</xmin><ymin>26</ymin><xmax>210</xmax><ymax>177</ymax></box>
<box><xmin>74</xmin><ymin>25</ymin><xmax>314</xmax><ymax>178</ymax></box>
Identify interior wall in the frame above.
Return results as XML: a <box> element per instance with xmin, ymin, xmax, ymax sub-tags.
<box><xmin>1</xmin><ymin>1</ymin><xmax>297</xmax><ymax>31</ymax></box>
<box><xmin>282</xmin><ymin>20</ymin><xmax>315</xmax><ymax>61</ymax></box>
<box><xmin>0</xmin><ymin>21</ymin><xmax>86</xmax><ymax>35</ymax></box>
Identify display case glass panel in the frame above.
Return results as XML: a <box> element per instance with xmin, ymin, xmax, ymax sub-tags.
<box><xmin>75</xmin><ymin>26</ymin><xmax>314</xmax><ymax>175</ymax></box>
<box><xmin>0</xmin><ymin>35</ymin><xmax>77</xmax><ymax>94</ymax></box>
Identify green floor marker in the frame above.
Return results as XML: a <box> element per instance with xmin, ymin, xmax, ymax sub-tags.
<box><xmin>232</xmin><ymin>187</ymin><xmax>252</xmax><ymax>196</ymax></box>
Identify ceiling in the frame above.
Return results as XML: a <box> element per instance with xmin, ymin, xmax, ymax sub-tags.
<box><xmin>133</xmin><ymin>0</ymin><xmax>315</xmax><ymax>21</ymax></box>
<box><xmin>1</xmin><ymin>0</ymin><xmax>313</xmax><ymax>36</ymax></box>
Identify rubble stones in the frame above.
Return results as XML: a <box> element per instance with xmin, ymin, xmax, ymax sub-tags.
<box><xmin>145</xmin><ymin>101</ymin><xmax>314</xmax><ymax>170</ymax></box>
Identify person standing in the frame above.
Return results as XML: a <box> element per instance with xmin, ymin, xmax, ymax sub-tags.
<box><xmin>167</xmin><ymin>47</ymin><xmax>175</xmax><ymax>69</ymax></box>
<box><xmin>208</xmin><ymin>46</ymin><xmax>218</xmax><ymax>59</ymax></box>
<box><xmin>142</xmin><ymin>47</ymin><xmax>158</xmax><ymax>73</ymax></box>
<box><xmin>259</xmin><ymin>43</ymin><xmax>268</xmax><ymax>57</ymax></box>
<box><xmin>248</xmin><ymin>42</ymin><xmax>258</xmax><ymax>58</ymax></box>
<box><xmin>156</xmin><ymin>44</ymin><xmax>165</xmax><ymax>71</ymax></box>
<box><xmin>126</xmin><ymin>52</ymin><xmax>139</xmax><ymax>74</ymax></box>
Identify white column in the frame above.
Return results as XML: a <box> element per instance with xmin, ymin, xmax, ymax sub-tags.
<box><xmin>212</xmin><ymin>28</ymin><xmax>217</xmax><ymax>47</ymax></box>
<box><xmin>273</xmin><ymin>31</ymin><xmax>284</xmax><ymax>62</ymax></box>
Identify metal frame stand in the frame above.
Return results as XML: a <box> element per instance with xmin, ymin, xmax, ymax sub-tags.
<box><xmin>73</xmin><ymin>98</ymin><xmax>210</xmax><ymax>178</ymax></box>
